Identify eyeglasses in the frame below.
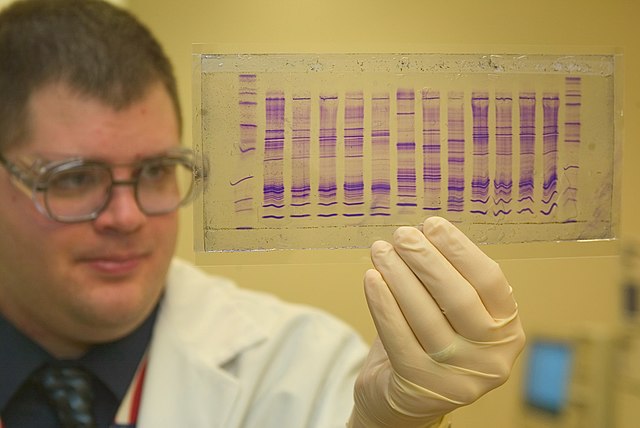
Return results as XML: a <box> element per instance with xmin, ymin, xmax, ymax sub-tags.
<box><xmin>0</xmin><ymin>148</ymin><xmax>203</xmax><ymax>223</ymax></box>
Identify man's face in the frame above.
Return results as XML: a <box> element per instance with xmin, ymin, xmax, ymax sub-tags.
<box><xmin>0</xmin><ymin>82</ymin><xmax>180</xmax><ymax>357</ymax></box>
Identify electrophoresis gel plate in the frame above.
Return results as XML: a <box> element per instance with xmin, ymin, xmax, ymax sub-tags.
<box><xmin>193</xmin><ymin>52</ymin><xmax>620</xmax><ymax>252</ymax></box>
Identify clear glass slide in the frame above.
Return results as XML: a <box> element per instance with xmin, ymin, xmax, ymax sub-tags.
<box><xmin>193</xmin><ymin>52</ymin><xmax>620</xmax><ymax>252</ymax></box>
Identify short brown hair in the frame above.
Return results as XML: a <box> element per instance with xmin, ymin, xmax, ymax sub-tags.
<box><xmin>0</xmin><ymin>0</ymin><xmax>181</xmax><ymax>150</ymax></box>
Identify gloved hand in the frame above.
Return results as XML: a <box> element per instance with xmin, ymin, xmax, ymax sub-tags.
<box><xmin>349</xmin><ymin>216</ymin><xmax>525</xmax><ymax>428</ymax></box>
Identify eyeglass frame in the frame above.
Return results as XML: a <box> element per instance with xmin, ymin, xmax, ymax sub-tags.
<box><xmin>0</xmin><ymin>147</ymin><xmax>203</xmax><ymax>223</ymax></box>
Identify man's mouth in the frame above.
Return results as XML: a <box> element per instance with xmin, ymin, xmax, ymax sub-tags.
<box><xmin>79</xmin><ymin>253</ymin><xmax>149</xmax><ymax>276</ymax></box>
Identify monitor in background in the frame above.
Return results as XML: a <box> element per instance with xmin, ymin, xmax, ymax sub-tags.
<box><xmin>520</xmin><ymin>328</ymin><xmax>616</xmax><ymax>428</ymax></box>
<box><xmin>524</xmin><ymin>339</ymin><xmax>574</xmax><ymax>414</ymax></box>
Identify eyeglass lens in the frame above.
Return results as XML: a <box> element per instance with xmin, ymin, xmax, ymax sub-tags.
<box><xmin>40</xmin><ymin>157</ymin><xmax>194</xmax><ymax>222</ymax></box>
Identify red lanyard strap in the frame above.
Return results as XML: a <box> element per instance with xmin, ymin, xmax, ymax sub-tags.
<box><xmin>112</xmin><ymin>357</ymin><xmax>148</xmax><ymax>427</ymax></box>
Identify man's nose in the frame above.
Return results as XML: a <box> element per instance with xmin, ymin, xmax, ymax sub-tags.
<box><xmin>92</xmin><ymin>181</ymin><xmax>146</xmax><ymax>233</ymax></box>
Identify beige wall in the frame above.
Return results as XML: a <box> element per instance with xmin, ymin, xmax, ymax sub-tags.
<box><xmin>129</xmin><ymin>1</ymin><xmax>640</xmax><ymax>426</ymax></box>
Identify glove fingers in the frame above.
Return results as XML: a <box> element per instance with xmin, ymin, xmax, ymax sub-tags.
<box><xmin>364</xmin><ymin>268</ymin><xmax>438</xmax><ymax>371</ymax></box>
<box><xmin>369</xmin><ymin>241</ymin><xmax>457</xmax><ymax>356</ymax></box>
<box><xmin>421</xmin><ymin>217</ymin><xmax>518</xmax><ymax>320</ymax></box>
<box><xmin>389</xmin><ymin>226</ymin><xmax>498</xmax><ymax>341</ymax></box>
<box><xmin>364</xmin><ymin>269</ymin><xmax>513</xmax><ymax>400</ymax></box>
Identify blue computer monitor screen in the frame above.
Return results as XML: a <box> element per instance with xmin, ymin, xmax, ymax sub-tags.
<box><xmin>525</xmin><ymin>340</ymin><xmax>574</xmax><ymax>414</ymax></box>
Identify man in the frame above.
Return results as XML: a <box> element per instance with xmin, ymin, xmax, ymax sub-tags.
<box><xmin>0</xmin><ymin>1</ymin><xmax>525</xmax><ymax>427</ymax></box>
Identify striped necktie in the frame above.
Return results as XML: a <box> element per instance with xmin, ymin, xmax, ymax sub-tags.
<box><xmin>32</xmin><ymin>365</ymin><xmax>97</xmax><ymax>428</ymax></box>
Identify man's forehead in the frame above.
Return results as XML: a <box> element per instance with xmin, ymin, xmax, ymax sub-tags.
<box><xmin>15</xmin><ymin>82</ymin><xmax>180</xmax><ymax>161</ymax></box>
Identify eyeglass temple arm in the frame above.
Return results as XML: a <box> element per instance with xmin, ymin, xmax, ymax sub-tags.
<box><xmin>0</xmin><ymin>154</ymin><xmax>38</xmax><ymax>189</ymax></box>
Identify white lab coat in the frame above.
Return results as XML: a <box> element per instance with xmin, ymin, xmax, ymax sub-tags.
<box><xmin>136</xmin><ymin>259</ymin><xmax>369</xmax><ymax>428</ymax></box>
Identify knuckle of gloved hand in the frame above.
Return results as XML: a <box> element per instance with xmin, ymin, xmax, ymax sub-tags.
<box><xmin>490</xmin><ymin>357</ymin><xmax>515</xmax><ymax>383</ymax></box>
<box><xmin>484</xmin><ymin>340</ymin><xmax>524</xmax><ymax>381</ymax></box>
<box><xmin>512</xmin><ymin>326</ymin><xmax>527</xmax><ymax>353</ymax></box>
<box><xmin>454</xmin><ymin>363</ymin><xmax>515</xmax><ymax>404</ymax></box>
<box><xmin>450</xmin><ymin>379</ymin><xmax>488</xmax><ymax>405</ymax></box>
<box><xmin>354</xmin><ymin>367</ymin><xmax>372</xmax><ymax>393</ymax></box>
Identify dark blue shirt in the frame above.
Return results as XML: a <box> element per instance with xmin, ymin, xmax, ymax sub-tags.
<box><xmin>0</xmin><ymin>305</ymin><xmax>158</xmax><ymax>428</ymax></box>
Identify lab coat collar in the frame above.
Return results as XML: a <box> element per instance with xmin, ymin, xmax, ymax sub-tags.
<box><xmin>161</xmin><ymin>258</ymin><xmax>268</xmax><ymax>365</ymax></box>
<box><xmin>137</xmin><ymin>259</ymin><xmax>268</xmax><ymax>427</ymax></box>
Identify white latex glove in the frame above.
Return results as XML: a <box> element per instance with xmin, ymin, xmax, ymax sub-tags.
<box><xmin>349</xmin><ymin>217</ymin><xmax>525</xmax><ymax>428</ymax></box>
